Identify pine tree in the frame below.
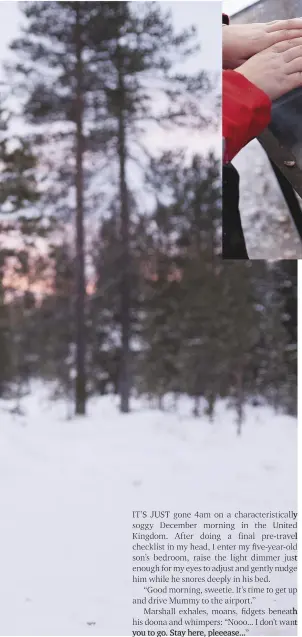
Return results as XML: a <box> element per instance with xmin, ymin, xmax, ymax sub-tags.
<box><xmin>180</xmin><ymin>256</ymin><xmax>225</xmax><ymax>419</ymax></box>
<box><xmin>148</xmin><ymin>151</ymin><xmax>221</xmax><ymax>255</ymax></box>
<box><xmin>140</xmin><ymin>151</ymin><xmax>221</xmax><ymax>417</ymax></box>
<box><xmin>36</xmin><ymin>241</ymin><xmax>75</xmax><ymax>399</ymax></box>
<box><xmin>98</xmin><ymin>3</ymin><xmax>212</xmax><ymax>412</ymax></box>
<box><xmin>0</xmin><ymin>100</ymin><xmax>40</xmax><ymax>399</ymax></box>
<box><xmin>8</xmin><ymin>1</ymin><xmax>127</xmax><ymax>414</ymax></box>
<box><xmin>139</xmin><ymin>254</ymin><xmax>183</xmax><ymax>408</ymax></box>
<box><xmin>89</xmin><ymin>213</ymin><xmax>122</xmax><ymax>397</ymax></box>
<box><xmin>217</xmin><ymin>262</ymin><xmax>261</xmax><ymax>432</ymax></box>
<box><xmin>0</xmin><ymin>255</ymin><xmax>10</xmax><ymax>397</ymax></box>
<box><xmin>0</xmin><ymin>105</ymin><xmax>38</xmax><ymax>214</ymax></box>
<box><xmin>89</xmin><ymin>200</ymin><xmax>147</xmax><ymax>397</ymax></box>
<box><xmin>264</xmin><ymin>261</ymin><xmax>297</xmax><ymax>415</ymax></box>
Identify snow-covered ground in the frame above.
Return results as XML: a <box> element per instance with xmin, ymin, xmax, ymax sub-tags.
<box><xmin>0</xmin><ymin>387</ymin><xmax>297</xmax><ymax>636</ymax></box>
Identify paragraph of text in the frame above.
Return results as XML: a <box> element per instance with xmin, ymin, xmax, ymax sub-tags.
<box><xmin>131</xmin><ymin>509</ymin><xmax>297</xmax><ymax>637</ymax></box>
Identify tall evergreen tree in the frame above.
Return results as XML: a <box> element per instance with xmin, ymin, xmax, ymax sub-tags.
<box><xmin>101</xmin><ymin>3</ymin><xmax>212</xmax><ymax>411</ymax></box>
<box><xmin>0</xmin><ymin>106</ymin><xmax>38</xmax><ymax>214</ymax></box>
<box><xmin>9</xmin><ymin>1</ymin><xmax>127</xmax><ymax>414</ymax></box>
<box><xmin>0</xmin><ymin>101</ymin><xmax>40</xmax><ymax>398</ymax></box>
<box><xmin>0</xmin><ymin>254</ymin><xmax>10</xmax><ymax>397</ymax></box>
<box><xmin>139</xmin><ymin>253</ymin><xmax>183</xmax><ymax>407</ymax></box>
<box><xmin>140</xmin><ymin>151</ymin><xmax>222</xmax><ymax>416</ymax></box>
<box><xmin>89</xmin><ymin>199</ymin><xmax>147</xmax><ymax>397</ymax></box>
<box><xmin>37</xmin><ymin>241</ymin><xmax>75</xmax><ymax>397</ymax></box>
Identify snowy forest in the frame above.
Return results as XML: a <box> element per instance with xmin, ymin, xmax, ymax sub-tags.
<box><xmin>0</xmin><ymin>1</ymin><xmax>297</xmax><ymax>426</ymax></box>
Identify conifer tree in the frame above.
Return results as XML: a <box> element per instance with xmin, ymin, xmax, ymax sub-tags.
<box><xmin>101</xmin><ymin>4</ymin><xmax>211</xmax><ymax>411</ymax></box>
<box><xmin>9</xmin><ymin>1</ymin><xmax>126</xmax><ymax>414</ymax></box>
<box><xmin>0</xmin><ymin>106</ymin><xmax>38</xmax><ymax>214</ymax></box>
<box><xmin>140</xmin><ymin>151</ymin><xmax>221</xmax><ymax>416</ymax></box>
<box><xmin>0</xmin><ymin>256</ymin><xmax>10</xmax><ymax>397</ymax></box>
<box><xmin>0</xmin><ymin>101</ymin><xmax>39</xmax><ymax>398</ymax></box>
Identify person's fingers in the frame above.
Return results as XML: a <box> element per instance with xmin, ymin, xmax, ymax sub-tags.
<box><xmin>266</xmin><ymin>18</ymin><xmax>302</xmax><ymax>33</ymax></box>
<box><xmin>284</xmin><ymin>44</ymin><xmax>302</xmax><ymax>64</ymax></box>
<box><xmin>269</xmin><ymin>28</ymin><xmax>302</xmax><ymax>46</ymax></box>
<box><xmin>273</xmin><ymin>36</ymin><xmax>302</xmax><ymax>53</ymax></box>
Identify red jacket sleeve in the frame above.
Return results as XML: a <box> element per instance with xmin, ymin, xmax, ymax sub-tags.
<box><xmin>223</xmin><ymin>70</ymin><xmax>272</xmax><ymax>163</ymax></box>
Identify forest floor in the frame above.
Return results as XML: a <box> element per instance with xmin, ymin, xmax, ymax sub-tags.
<box><xmin>0</xmin><ymin>386</ymin><xmax>297</xmax><ymax>636</ymax></box>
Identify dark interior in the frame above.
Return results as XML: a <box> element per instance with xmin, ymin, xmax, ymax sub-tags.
<box><xmin>270</xmin><ymin>88</ymin><xmax>302</xmax><ymax>150</ymax></box>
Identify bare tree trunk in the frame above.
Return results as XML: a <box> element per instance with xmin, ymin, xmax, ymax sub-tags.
<box><xmin>173</xmin><ymin>392</ymin><xmax>179</xmax><ymax>412</ymax></box>
<box><xmin>117</xmin><ymin>51</ymin><xmax>131</xmax><ymax>414</ymax></box>
<box><xmin>205</xmin><ymin>390</ymin><xmax>215</xmax><ymax>422</ymax></box>
<box><xmin>193</xmin><ymin>395</ymin><xmax>200</xmax><ymax>417</ymax></box>
<box><xmin>74</xmin><ymin>6</ymin><xmax>86</xmax><ymax>415</ymax></box>
<box><xmin>9</xmin><ymin>299</ymin><xmax>22</xmax><ymax>414</ymax></box>
<box><xmin>235</xmin><ymin>368</ymin><xmax>244</xmax><ymax>435</ymax></box>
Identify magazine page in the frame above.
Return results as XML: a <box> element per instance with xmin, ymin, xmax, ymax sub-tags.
<box><xmin>0</xmin><ymin>1</ymin><xmax>298</xmax><ymax>637</ymax></box>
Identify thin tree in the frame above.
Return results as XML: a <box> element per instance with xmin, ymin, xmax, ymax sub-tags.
<box><xmin>8</xmin><ymin>1</ymin><xmax>124</xmax><ymax>414</ymax></box>
<box><xmin>101</xmin><ymin>2</ymin><xmax>213</xmax><ymax>411</ymax></box>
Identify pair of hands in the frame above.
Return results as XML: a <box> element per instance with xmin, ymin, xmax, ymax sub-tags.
<box><xmin>223</xmin><ymin>19</ymin><xmax>302</xmax><ymax>101</ymax></box>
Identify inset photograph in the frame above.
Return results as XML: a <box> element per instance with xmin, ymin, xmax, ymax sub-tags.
<box><xmin>223</xmin><ymin>0</ymin><xmax>302</xmax><ymax>259</ymax></box>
